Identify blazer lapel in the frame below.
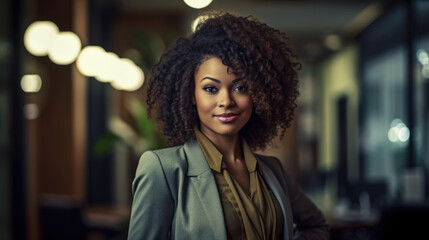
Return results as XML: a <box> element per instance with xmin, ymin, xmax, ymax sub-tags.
<box><xmin>184</xmin><ymin>140</ymin><xmax>227</xmax><ymax>239</ymax></box>
<box><xmin>258</xmin><ymin>159</ymin><xmax>292</xmax><ymax>240</ymax></box>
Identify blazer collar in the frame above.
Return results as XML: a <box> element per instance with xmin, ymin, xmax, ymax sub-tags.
<box><xmin>183</xmin><ymin>139</ymin><xmax>228</xmax><ymax>239</ymax></box>
<box><xmin>258</xmin><ymin>158</ymin><xmax>292</xmax><ymax>240</ymax></box>
<box><xmin>183</xmin><ymin>139</ymin><xmax>212</xmax><ymax>176</ymax></box>
<box><xmin>183</xmin><ymin>139</ymin><xmax>291</xmax><ymax>240</ymax></box>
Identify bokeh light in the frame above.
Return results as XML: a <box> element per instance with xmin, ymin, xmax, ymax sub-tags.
<box><xmin>398</xmin><ymin>127</ymin><xmax>410</xmax><ymax>142</ymax></box>
<box><xmin>95</xmin><ymin>52</ymin><xmax>120</xmax><ymax>83</ymax></box>
<box><xmin>48</xmin><ymin>31</ymin><xmax>82</xmax><ymax>65</ymax></box>
<box><xmin>417</xmin><ymin>49</ymin><xmax>429</xmax><ymax>65</ymax></box>
<box><xmin>76</xmin><ymin>46</ymin><xmax>107</xmax><ymax>77</ymax></box>
<box><xmin>324</xmin><ymin>34</ymin><xmax>342</xmax><ymax>51</ymax></box>
<box><xmin>388</xmin><ymin>127</ymin><xmax>399</xmax><ymax>142</ymax></box>
<box><xmin>110</xmin><ymin>58</ymin><xmax>145</xmax><ymax>91</ymax></box>
<box><xmin>388</xmin><ymin>119</ymin><xmax>410</xmax><ymax>143</ymax></box>
<box><xmin>24</xmin><ymin>21</ymin><xmax>59</xmax><ymax>56</ymax></box>
<box><xmin>77</xmin><ymin>46</ymin><xmax>144</xmax><ymax>91</ymax></box>
<box><xmin>390</xmin><ymin>118</ymin><xmax>402</xmax><ymax>128</ymax></box>
<box><xmin>21</xmin><ymin>74</ymin><xmax>42</xmax><ymax>93</ymax></box>
<box><xmin>23</xmin><ymin>21</ymin><xmax>147</xmax><ymax>92</ymax></box>
<box><xmin>183</xmin><ymin>0</ymin><xmax>213</xmax><ymax>9</ymax></box>
<box><xmin>23</xmin><ymin>104</ymin><xmax>39</xmax><ymax>120</ymax></box>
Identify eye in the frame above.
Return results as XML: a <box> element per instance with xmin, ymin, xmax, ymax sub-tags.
<box><xmin>202</xmin><ymin>86</ymin><xmax>218</xmax><ymax>93</ymax></box>
<box><xmin>233</xmin><ymin>85</ymin><xmax>248</xmax><ymax>93</ymax></box>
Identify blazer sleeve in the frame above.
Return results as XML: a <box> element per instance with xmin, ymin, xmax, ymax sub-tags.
<box><xmin>266</xmin><ymin>156</ymin><xmax>330</xmax><ymax>240</ymax></box>
<box><xmin>128</xmin><ymin>151</ymin><xmax>175</xmax><ymax>240</ymax></box>
<box><xmin>285</xmin><ymin>173</ymin><xmax>330</xmax><ymax>239</ymax></box>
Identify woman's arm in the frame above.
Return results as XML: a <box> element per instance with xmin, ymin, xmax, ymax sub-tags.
<box><xmin>263</xmin><ymin>156</ymin><xmax>329</xmax><ymax>240</ymax></box>
<box><xmin>283</xmin><ymin>170</ymin><xmax>330</xmax><ymax>240</ymax></box>
<box><xmin>128</xmin><ymin>151</ymin><xmax>175</xmax><ymax>240</ymax></box>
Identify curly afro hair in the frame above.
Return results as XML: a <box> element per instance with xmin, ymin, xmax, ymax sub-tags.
<box><xmin>146</xmin><ymin>12</ymin><xmax>301</xmax><ymax>150</ymax></box>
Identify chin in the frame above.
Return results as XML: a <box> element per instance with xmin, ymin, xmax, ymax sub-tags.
<box><xmin>200</xmin><ymin>120</ymin><xmax>246</xmax><ymax>138</ymax></box>
<box><xmin>214</xmin><ymin>125</ymin><xmax>243</xmax><ymax>136</ymax></box>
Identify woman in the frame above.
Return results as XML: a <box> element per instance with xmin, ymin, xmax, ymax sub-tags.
<box><xmin>128</xmin><ymin>12</ymin><xmax>329</xmax><ymax>240</ymax></box>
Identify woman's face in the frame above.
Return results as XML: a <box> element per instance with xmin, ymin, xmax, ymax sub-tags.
<box><xmin>194</xmin><ymin>57</ymin><xmax>253</xmax><ymax>139</ymax></box>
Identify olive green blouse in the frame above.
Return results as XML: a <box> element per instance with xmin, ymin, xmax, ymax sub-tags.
<box><xmin>195</xmin><ymin>129</ymin><xmax>284</xmax><ymax>240</ymax></box>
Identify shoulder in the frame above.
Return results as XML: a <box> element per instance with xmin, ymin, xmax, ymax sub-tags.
<box><xmin>149</xmin><ymin>145</ymin><xmax>184</xmax><ymax>160</ymax></box>
<box><xmin>254</xmin><ymin>153</ymin><xmax>293</xmax><ymax>186</ymax></box>
<box><xmin>133</xmin><ymin>145</ymin><xmax>189</xmax><ymax>197</ymax></box>
<box><xmin>255</xmin><ymin>153</ymin><xmax>284</xmax><ymax>171</ymax></box>
<box><xmin>138</xmin><ymin>144</ymin><xmax>188</xmax><ymax>172</ymax></box>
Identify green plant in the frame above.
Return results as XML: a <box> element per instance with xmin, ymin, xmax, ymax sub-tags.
<box><xmin>93</xmin><ymin>97</ymin><xmax>166</xmax><ymax>160</ymax></box>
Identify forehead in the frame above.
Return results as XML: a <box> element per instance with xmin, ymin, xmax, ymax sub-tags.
<box><xmin>195</xmin><ymin>57</ymin><xmax>236</xmax><ymax>82</ymax></box>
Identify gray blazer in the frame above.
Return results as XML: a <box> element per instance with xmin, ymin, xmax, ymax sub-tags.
<box><xmin>128</xmin><ymin>139</ymin><xmax>329</xmax><ymax>240</ymax></box>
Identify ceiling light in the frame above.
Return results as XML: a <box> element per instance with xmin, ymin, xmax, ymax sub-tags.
<box><xmin>21</xmin><ymin>74</ymin><xmax>42</xmax><ymax>93</ymax></box>
<box><xmin>24</xmin><ymin>21</ymin><xmax>59</xmax><ymax>56</ymax></box>
<box><xmin>76</xmin><ymin>46</ymin><xmax>106</xmax><ymax>77</ymax></box>
<box><xmin>183</xmin><ymin>0</ymin><xmax>213</xmax><ymax>9</ymax></box>
<box><xmin>48</xmin><ymin>31</ymin><xmax>82</xmax><ymax>65</ymax></box>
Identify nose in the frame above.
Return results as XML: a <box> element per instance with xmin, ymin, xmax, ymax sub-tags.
<box><xmin>218</xmin><ymin>90</ymin><xmax>235</xmax><ymax>108</ymax></box>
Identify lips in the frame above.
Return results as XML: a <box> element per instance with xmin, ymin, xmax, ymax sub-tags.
<box><xmin>215</xmin><ymin>113</ymin><xmax>240</xmax><ymax>123</ymax></box>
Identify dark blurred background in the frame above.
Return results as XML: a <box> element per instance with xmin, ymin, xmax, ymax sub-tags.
<box><xmin>1</xmin><ymin>0</ymin><xmax>429</xmax><ymax>239</ymax></box>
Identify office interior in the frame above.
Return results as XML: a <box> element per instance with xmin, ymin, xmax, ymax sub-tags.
<box><xmin>1</xmin><ymin>0</ymin><xmax>429</xmax><ymax>239</ymax></box>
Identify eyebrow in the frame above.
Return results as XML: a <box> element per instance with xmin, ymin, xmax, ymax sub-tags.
<box><xmin>200</xmin><ymin>76</ymin><xmax>243</xmax><ymax>83</ymax></box>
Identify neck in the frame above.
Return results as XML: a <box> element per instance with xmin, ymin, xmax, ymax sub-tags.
<box><xmin>200</xmin><ymin>129</ymin><xmax>242</xmax><ymax>162</ymax></box>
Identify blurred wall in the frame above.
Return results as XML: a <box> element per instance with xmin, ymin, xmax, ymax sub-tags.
<box><xmin>319</xmin><ymin>44</ymin><xmax>359</xmax><ymax>177</ymax></box>
<box><xmin>317</xmin><ymin>44</ymin><xmax>360</xmax><ymax>214</ymax></box>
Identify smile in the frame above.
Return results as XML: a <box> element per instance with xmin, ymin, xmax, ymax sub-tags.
<box><xmin>214</xmin><ymin>113</ymin><xmax>240</xmax><ymax>123</ymax></box>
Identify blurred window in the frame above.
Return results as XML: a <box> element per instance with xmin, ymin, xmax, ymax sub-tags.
<box><xmin>360</xmin><ymin>0</ymin><xmax>429</xmax><ymax>203</ymax></box>
<box><xmin>414</xmin><ymin>0</ymin><xmax>429</xmax><ymax>179</ymax></box>
<box><xmin>359</xmin><ymin>3</ymin><xmax>407</xmax><ymax>201</ymax></box>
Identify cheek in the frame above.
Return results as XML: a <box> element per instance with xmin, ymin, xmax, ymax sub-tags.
<box><xmin>194</xmin><ymin>92</ymin><xmax>214</xmax><ymax>113</ymax></box>
<box><xmin>237</xmin><ymin>96</ymin><xmax>253</xmax><ymax>112</ymax></box>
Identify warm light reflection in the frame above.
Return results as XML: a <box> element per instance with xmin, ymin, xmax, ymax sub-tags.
<box><xmin>48</xmin><ymin>31</ymin><xmax>81</xmax><ymax>65</ymax></box>
<box><xmin>95</xmin><ymin>52</ymin><xmax>120</xmax><ymax>82</ymax></box>
<box><xmin>21</xmin><ymin>74</ymin><xmax>42</xmax><ymax>93</ymax></box>
<box><xmin>23</xmin><ymin>104</ymin><xmax>39</xmax><ymax>120</ymax></box>
<box><xmin>76</xmin><ymin>46</ymin><xmax>106</xmax><ymax>77</ymax></box>
<box><xmin>24</xmin><ymin>21</ymin><xmax>59</xmax><ymax>56</ymax></box>
<box><xmin>77</xmin><ymin>46</ymin><xmax>144</xmax><ymax>91</ymax></box>
<box><xmin>388</xmin><ymin>119</ymin><xmax>410</xmax><ymax>143</ymax></box>
<box><xmin>183</xmin><ymin>0</ymin><xmax>213</xmax><ymax>9</ymax></box>
<box><xmin>110</xmin><ymin>58</ymin><xmax>145</xmax><ymax>91</ymax></box>
<box><xmin>324</xmin><ymin>34</ymin><xmax>342</xmax><ymax>51</ymax></box>
<box><xmin>24</xmin><ymin>20</ymin><xmax>144</xmax><ymax>92</ymax></box>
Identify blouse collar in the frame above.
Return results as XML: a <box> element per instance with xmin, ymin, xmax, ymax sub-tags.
<box><xmin>194</xmin><ymin>128</ymin><xmax>257</xmax><ymax>173</ymax></box>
